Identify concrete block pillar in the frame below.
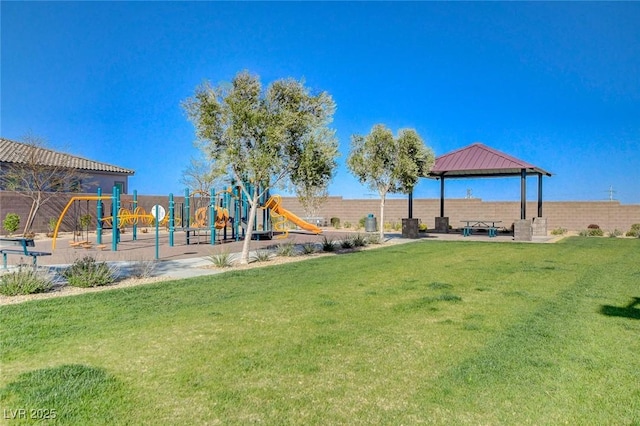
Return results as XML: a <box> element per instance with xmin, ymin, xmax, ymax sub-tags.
<box><xmin>435</xmin><ymin>217</ymin><xmax>449</xmax><ymax>233</ymax></box>
<box><xmin>532</xmin><ymin>217</ymin><xmax>547</xmax><ymax>237</ymax></box>
<box><xmin>514</xmin><ymin>219</ymin><xmax>533</xmax><ymax>241</ymax></box>
<box><xmin>402</xmin><ymin>218</ymin><xmax>419</xmax><ymax>239</ymax></box>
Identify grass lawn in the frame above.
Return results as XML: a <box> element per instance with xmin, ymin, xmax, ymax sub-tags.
<box><xmin>1</xmin><ymin>237</ymin><xmax>639</xmax><ymax>424</ymax></box>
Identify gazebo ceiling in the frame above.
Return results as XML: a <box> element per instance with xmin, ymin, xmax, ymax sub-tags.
<box><xmin>428</xmin><ymin>142</ymin><xmax>552</xmax><ymax>178</ymax></box>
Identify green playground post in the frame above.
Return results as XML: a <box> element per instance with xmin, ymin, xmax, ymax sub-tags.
<box><xmin>133</xmin><ymin>190</ymin><xmax>138</xmax><ymax>241</ymax></box>
<box><xmin>169</xmin><ymin>193</ymin><xmax>175</xmax><ymax>247</ymax></box>
<box><xmin>210</xmin><ymin>187</ymin><xmax>216</xmax><ymax>245</ymax></box>
<box><xmin>111</xmin><ymin>186</ymin><xmax>119</xmax><ymax>252</ymax></box>
<box><xmin>96</xmin><ymin>187</ymin><xmax>103</xmax><ymax>245</ymax></box>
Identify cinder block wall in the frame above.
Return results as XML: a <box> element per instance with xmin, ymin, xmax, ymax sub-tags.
<box><xmin>1</xmin><ymin>190</ymin><xmax>639</xmax><ymax>234</ymax></box>
<box><xmin>278</xmin><ymin>196</ymin><xmax>640</xmax><ymax>233</ymax></box>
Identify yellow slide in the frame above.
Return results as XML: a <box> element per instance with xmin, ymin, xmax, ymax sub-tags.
<box><xmin>263</xmin><ymin>195</ymin><xmax>322</xmax><ymax>235</ymax></box>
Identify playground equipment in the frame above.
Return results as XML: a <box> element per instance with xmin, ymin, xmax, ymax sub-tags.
<box><xmin>263</xmin><ymin>195</ymin><xmax>321</xmax><ymax>238</ymax></box>
<box><xmin>50</xmin><ymin>182</ymin><xmax>322</xmax><ymax>256</ymax></box>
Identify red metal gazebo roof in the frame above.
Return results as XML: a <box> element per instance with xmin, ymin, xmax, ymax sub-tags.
<box><xmin>428</xmin><ymin>142</ymin><xmax>551</xmax><ymax>178</ymax></box>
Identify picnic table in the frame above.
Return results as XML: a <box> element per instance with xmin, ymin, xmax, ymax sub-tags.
<box><xmin>460</xmin><ymin>220</ymin><xmax>502</xmax><ymax>238</ymax></box>
<box><xmin>0</xmin><ymin>237</ymin><xmax>52</xmax><ymax>270</ymax></box>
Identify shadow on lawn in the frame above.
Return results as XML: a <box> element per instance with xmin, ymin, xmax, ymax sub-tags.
<box><xmin>600</xmin><ymin>297</ymin><xmax>640</xmax><ymax>320</ymax></box>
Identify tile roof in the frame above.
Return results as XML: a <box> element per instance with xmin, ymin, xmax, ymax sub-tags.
<box><xmin>429</xmin><ymin>142</ymin><xmax>551</xmax><ymax>177</ymax></box>
<box><xmin>0</xmin><ymin>138</ymin><xmax>135</xmax><ymax>175</ymax></box>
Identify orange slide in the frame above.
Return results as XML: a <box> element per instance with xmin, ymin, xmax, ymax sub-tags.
<box><xmin>263</xmin><ymin>195</ymin><xmax>322</xmax><ymax>235</ymax></box>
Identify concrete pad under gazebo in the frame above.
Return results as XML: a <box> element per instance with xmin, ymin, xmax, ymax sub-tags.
<box><xmin>427</xmin><ymin>143</ymin><xmax>552</xmax><ymax>240</ymax></box>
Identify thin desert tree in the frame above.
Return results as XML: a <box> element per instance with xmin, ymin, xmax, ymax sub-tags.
<box><xmin>0</xmin><ymin>134</ymin><xmax>90</xmax><ymax>235</ymax></box>
<box><xmin>183</xmin><ymin>70</ymin><xmax>338</xmax><ymax>264</ymax></box>
<box><xmin>347</xmin><ymin>124</ymin><xmax>435</xmax><ymax>240</ymax></box>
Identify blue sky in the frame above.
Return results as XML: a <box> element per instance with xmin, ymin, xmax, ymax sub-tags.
<box><xmin>2</xmin><ymin>2</ymin><xmax>639</xmax><ymax>203</ymax></box>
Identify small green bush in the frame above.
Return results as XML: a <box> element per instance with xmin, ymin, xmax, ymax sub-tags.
<box><xmin>330</xmin><ymin>217</ymin><xmax>340</xmax><ymax>229</ymax></box>
<box><xmin>276</xmin><ymin>242</ymin><xmax>295</xmax><ymax>257</ymax></box>
<box><xmin>343</xmin><ymin>221</ymin><xmax>352</xmax><ymax>229</ymax></box>
<box><xmin>367</xmin><ymin>233</ymin><xmax>382</xmax><ymax>245</ymax></box>
<box><xmin>301</xmin><ymin>242</ymin><xmax>317</xmax><ymax>255</ymax></box>
<box><xmin>3</xmin><ymin>213</ymin><xmax>20</xmax><ymax>235</ymax></box>
<box><xmin>0</xmin><ymin>266</ymin><xmax>52</xmax><ymax>296</ymax></box>
<box><xmin>251</xmin><ymin>250</ymin><xmax>272</xmax><ymax>263</ymax></box>
<box><xmin>62</xmin><ymin>256</ymin><xmax>115</xmax><ymax>287</ymax></box>
<box><xmin>322</xmin><ymin>236</ymin><xmax>335</xmax><ymax>252</ymax></box>
<box><xmin>550</xmin><ymin>227</ymin><xmax>567</xmax><ymax>236</ymax></box>
<box><xmin>580</xmin><ymin>228</ymin><xmax>603</xmax><ymax>237</ymax></box>
<box><xmin>418</xmin><ymin>223</ymin><xmax>428</xmax><ymax>232</ymax></box>
<box><xmin>340</xmin><ymin>238</ymin><xmax>355</xmax><ymax>249</ymax></box>
<box><xmin>209</xmin><ymin>251</ymin><xmax>233</xmax><ymax>268</ymax></box>
<box><xmin>352</xmin><ymin>234</ymin><xmax>368</xmax><ymax>247</ymax></box>
<box><xmin>608</xmin><ymin>229</ymin><xmax>623</xmax><ymax>238</ymax></box>
<box><xmin>359</xmin><ymin>217</ymin><xmax>366</xmax><ymax>229</ymax></box>
<box><xmin>626</xmin><ymin>223</ymin><xmax>640</xmax><ymax>238</ymax></box>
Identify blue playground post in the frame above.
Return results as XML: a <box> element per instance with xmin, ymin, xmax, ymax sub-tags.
<box><xmin>184</xmin><ymin>188</ymin><xmax>190</xmax><ymax>245</ymax></box>
<box><xmin>111</xmin><ymin>186</ymin><xmax>119</xmax><ymax>252</ymax></box>
<box><xmin>169</xmin><ymin>193</ymin><xmax>175</xmax><ymax>247</ymax></box>
<box><xmin>210</xmin><ymin>187</ymin><xmax>216</xmax><ymax>245</ymax></box>
<box><xmin>234</xmin><ymin>185</ymin><xmax>240</xmax><ymax>241</ymax></box>
<box><xmin>155</xmin><ymin>204</ymin><xmax>159</xmax><ymax>260</ymax></box>
<box><xmin>97</xmin><ymin>187</ymin><xmax>103</xmax><ymax>245</ymax></box>
<box><xmin>132</xmin><ymin>190</ymin><xmax>138</xmax><ymax>241</ymax></box>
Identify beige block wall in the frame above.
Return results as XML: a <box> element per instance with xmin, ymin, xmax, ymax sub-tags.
<box><xmin>279</xmin><ymin>196</ymin><xmax>640</xmax><ymax>233</ymax></box>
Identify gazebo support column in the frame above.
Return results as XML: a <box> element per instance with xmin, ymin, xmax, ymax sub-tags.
<box><xmin>520</xmin><ymin>169</ymin><xmax>526</xmax><ymax>220</ymax></box>
<box><xmin>439</xmin><ymin>177</ymin><xmax>445</xmax><ymax>217</ymax></box>
<box><xmin>537</xmin><ymin>172</ymin><xmax>543</xmax><ymax>217</ymax></box>
<box><xmin>435</xmin><ymin>177</ymin><xmax>449</xmax><ymax>233</ymax></box>
<box><xmin>531</xmin><ymin>172</ymin><xmax>548</xmax><ymax>237</ymax></box>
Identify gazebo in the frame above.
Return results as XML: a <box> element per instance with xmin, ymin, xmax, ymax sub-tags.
<box><xmin>427</xmin><ymin>142</ymin><xmax>552</xmax><ymax>234</ymax></box>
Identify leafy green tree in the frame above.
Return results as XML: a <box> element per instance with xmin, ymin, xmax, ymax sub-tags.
<box><xmin>183</xmin><ymin>70</ymin><xmax>337</xmax><ymax>264</ymax></box>
<box><xmin>291</xmin><ymin>128</ymin><xmax>338</xmax><ymax>219</ymax></box>
<box><xmin>347</xmin><ymin>124</ymin><xmax>435</xmax><ymax>240</ymax></box>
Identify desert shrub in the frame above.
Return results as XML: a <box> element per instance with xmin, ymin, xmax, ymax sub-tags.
<box><xmin>393</xmin><ymin>222</ymin><xmax>402</xmax><ymax>231</ymax></box>
<box><xmin>251</xmin><ymin>250</ymin><xmax>272</xmax><ymax>263</ymax></box>
<box><xmin>418</xmin><ymin>223</ymin><xmax>428</xmax><ymax>232</ymax></box>
<box><xmin>352</xmin><ymin>234</ymin><xmax>368</xmax><ymax>247</ymax></box>
<box><xmin>47</xmin><ymin>218</ymin><xmax>57</xmax><ymax>234</ymax></box>
<box><xmin>0</xmin><ymin>265</ymin><xmax>52</xmax><ymax>296</ymax></box>
<box><xmin>550</xmin><ymin>227</ymin><xmax>567</xmax><ymax>236</ymax></box>
<box><xmin>343</xmin><ymin>221</ymin><xmax>352</xmax><ymax>229</ymax></box>
<box><xmin>580</xmin><ymin>228</ymin><xmax>604</xmax><ymax>237</ymax></box>
<box><xmin>209</xmin><ymin>251</ymin><xmax>233</xmax><ymax>268</ymax></box>
<box><xmin>367</xmin><ymin>233</ymin><xmax>382</xmax><ymax>245</ymax></box>
<box><xmin>359</xmin><ymin>217</ymin><xmax>367</xmax><ymax>229</ymax></box>
<box><xmin>330</xmin><ymin>217</ymin><xmax>340</xmax><ymax>228</ymax></box>
<box><xmin>321</xmin><ymin>236</ymin><xmax>335</xmax><ymax>252</ymax></box>
<box><xmin>626</xmin><ymin>223</ymin><xmax>640</xmax><ymax>238</ymax></box>
<box><xmin>276</xmin><ymin>243</ymin><xmax>295</xmax><ymax>257</ymax></box>
<box><xmin>301</xmin><ymin>242</ymin><xmax>317</xmax><ymax>255</ymax></box>
<box><xmin>62</xmin><ymin>256</ymin><xmax>115</xmax><ymax>288</ymax></box>
<box><xmin>340</xmin><ymin>238</ymin><xmax>354</xmax><ymax>249</ymax></box>
<box><xmin>608</xmin><ymin>229</ymin><xmax>623</xmax><ymax>238</ymax></box>
<box><xmin>3</xmin><ymin>213</ymin><xmax>20</xmax><ymax>235</ymax></box>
